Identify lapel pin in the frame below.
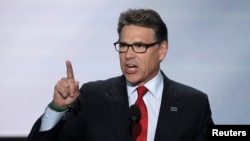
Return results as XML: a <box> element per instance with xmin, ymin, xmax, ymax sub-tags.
<box><xmin>170</xmin><ymin>106</ymin><xmax>178</xmax><ymax>112</ymax></box>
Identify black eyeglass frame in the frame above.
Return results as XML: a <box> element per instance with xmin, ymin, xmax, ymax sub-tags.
<box><xmin>114</xmin><ymin>41</ymin><xmax>160</xmax><ymax>53</ymax></box>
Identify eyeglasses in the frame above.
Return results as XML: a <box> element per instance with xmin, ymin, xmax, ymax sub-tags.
<box><xmin>114</xmin><ymin>41</ymin><xmax>160</xmax><ymax>53</ymax></box>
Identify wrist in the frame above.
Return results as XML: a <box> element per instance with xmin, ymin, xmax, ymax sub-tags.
<box><xmin>48</xmin><ymin>101</ymin><xmax>68</xmax><ymax>112</ymax></box>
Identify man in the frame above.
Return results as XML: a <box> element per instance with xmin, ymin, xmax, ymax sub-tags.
<box><xmin>27</xmin><ymin>8</ymin><xmax>214</xmax><ymax>141</ymax></box>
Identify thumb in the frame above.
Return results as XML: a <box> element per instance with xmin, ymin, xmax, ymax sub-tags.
<box><xmin>74</xmin><ymin>81</ymin><xmax>80</xmax><ymax>97</ymax></box>
<box><xmin>69</xmin><ymin>81</ymin><xmax>80</xmax><ymax>97</ymax></box>
<box><xmin>74</xmin><ymin>81</ymin><xmax>80</xmax><ymax>92</ymax></box>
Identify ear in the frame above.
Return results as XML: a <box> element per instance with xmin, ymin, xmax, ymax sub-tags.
<box><xmin>159</xmin><ymin>41</ymin><xmax>168</xmax><ymax>61</ymax></box>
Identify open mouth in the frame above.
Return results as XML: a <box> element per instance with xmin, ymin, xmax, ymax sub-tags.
<box><xmin>125</xmin><ymin>64</ymin><xmax>137</xmax><ymax>74</ymax></box>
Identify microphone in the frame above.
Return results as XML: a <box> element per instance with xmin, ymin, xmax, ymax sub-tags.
<box><xmin>129</xmin><ymin>104</ymin><xmax>141</xmax><ymax>141</ymax></box>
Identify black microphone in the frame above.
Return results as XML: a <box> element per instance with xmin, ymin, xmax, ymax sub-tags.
<box><xmin>129</xmin><ymin>104</ymin><xmax>141</xmax><ymax>141</ymax></box>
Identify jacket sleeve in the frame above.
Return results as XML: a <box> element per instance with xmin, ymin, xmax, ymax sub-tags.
<box><xmin>27</xmin><ymin>115</ymin><xmax>66</xmax><ymax>141</ymax></box>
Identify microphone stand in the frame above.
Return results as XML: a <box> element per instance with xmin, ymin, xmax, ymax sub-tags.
<box><xmin>131</xmin><ymin>123</ymin><xmax>137</xmax><ymax>141</ymax></box>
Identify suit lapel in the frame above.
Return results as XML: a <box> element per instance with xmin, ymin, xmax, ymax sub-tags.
<box><xmin>154</xmin><ymin>73</ymin><xmax>183</xmax><ymax>141</ymax></box>
<box><xmin>104</xmin><ymin>76</ymin><xmax>131</xmax><ymax>141</ymax></box>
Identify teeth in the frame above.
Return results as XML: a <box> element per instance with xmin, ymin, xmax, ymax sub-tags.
<box><xmin>127</xmin><ymin>64</ymin><xmax>135</xmax><ymax>67</ymax></box>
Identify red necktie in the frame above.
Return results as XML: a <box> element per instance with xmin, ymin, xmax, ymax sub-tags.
<box><xmin>135</xmin><ymin>86</ymin><xmax>148</xmax><ymax>141</ymax></box>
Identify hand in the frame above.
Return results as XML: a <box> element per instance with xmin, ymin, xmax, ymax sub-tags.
<box><xmin>53</xmin><ymin>60</ymin><xmax>80</xmax><ymax>108</ymax></box>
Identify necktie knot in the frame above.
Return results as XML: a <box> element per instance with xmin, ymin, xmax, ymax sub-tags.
<box><xmin>137</xmin><ymin>86</ymin><xmax>148</xmax><ymax>99</ymax></box>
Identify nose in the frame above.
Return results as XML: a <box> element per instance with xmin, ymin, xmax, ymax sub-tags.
<box><xmin>125</xmin><ymin>46</ymin><xmax>135</xmax><ymax>59</ymax></box>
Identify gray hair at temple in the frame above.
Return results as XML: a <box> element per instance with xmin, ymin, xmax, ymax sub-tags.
<box><xmin>117</xmin><ymin>8</ymin><xmax>168</xmax><ymax>43</ymax></box>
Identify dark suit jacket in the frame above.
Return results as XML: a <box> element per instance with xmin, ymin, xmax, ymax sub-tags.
<box><xmin>27</xmin><ymin>72</ymin><xmax>214</xmax><ymax>141</ymax></box>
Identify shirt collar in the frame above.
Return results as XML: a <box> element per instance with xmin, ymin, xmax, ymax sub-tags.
<box><xmin>127</xmin><ymin>71</ymin><xmax>163</xmax><ymax>98</ymax></box>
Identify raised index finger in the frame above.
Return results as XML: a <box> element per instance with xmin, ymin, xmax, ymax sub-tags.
<box><xmin>66</xmin><ymin>60</ymin><xmax>75</xmax><ymax>80</ymax></box>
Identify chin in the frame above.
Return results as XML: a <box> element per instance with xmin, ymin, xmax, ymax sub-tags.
<box><xmin>125</xmin><ymin>75</ymin><xmax>140</xmax><ymax>85</ymax></box>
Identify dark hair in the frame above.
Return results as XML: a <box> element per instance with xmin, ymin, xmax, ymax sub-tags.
<box><xmin>117</xmin><ymin>8</ymin><xmax>168</xmax><ymax>42</ymax></box>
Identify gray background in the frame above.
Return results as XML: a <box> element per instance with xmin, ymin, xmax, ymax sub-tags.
<box><xmin>0</xmin><ymin>0</ymin><xmax>249</xmax><ymax>137</ymax></box>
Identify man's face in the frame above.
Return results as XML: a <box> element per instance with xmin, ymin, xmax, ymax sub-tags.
<box><xmin>119</xmin><ymin>25</ymin><xmax>168</xmax><ymax>85</ymax></box>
